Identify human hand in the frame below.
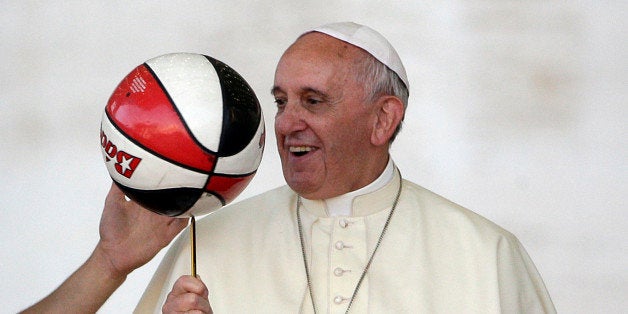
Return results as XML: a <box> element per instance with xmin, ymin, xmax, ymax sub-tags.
<box><xmin>162</xmin><ymin>275</ymin><xmax>212</xmax><ymax>314</ymax></box>
<box><xmin>93</xmin><ymin>183</ymin><xmax>189</xmax><ymax>279</ymax></box>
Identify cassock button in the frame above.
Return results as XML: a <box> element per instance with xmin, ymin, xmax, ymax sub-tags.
<box><xmin>339</xmin><ymin>219</ymin><xmax>349</xmax><ymax>228</ymax></box>
<box><xmin>334</xmin><ymin>295</ymin><xmax>347</xmax><ymax>304</ymax></box>
<box><xmin>333</xmin><ymin>267</ymin><xmax>345</xmax><ymax>276</ymax></box>
<box><xmin>335</xmin><ymin>241</ymin><xmax>346</xmax><ymax>250</ymax></box>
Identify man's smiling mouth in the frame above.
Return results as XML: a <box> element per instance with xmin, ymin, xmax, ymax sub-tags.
<box><xmin>289</xmin><ymin>146</ymin><xmax>316</xmax><ymax>157</ymax></box>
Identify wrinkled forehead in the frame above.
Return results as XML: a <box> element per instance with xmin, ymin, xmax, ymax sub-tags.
<box><xmin>272</xmin><ymin>33</ymin><xmax>367</xmax><ymax>98</ymax></box>
<box><xmin>274</xmin><ymin>32</ymin><xmax>369</xmax><ymax>87</ymax></box>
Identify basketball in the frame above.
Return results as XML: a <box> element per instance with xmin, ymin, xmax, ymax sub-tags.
<box><xmin>100</xmin><ymin>53</ymin><xmax>265</xmax><ymax>217</ymax></box>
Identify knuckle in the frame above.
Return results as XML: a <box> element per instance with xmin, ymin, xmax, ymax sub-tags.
<box><xmin>184</xmin><ymin>292</ymin><xmax>201</xmax><ymax>306</ymax></box>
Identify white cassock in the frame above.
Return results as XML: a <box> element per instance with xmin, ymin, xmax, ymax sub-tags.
<box><xmin>135</xmin><ymin>161</ymin><xmax>555</xmax><ymax>313</ymax></box>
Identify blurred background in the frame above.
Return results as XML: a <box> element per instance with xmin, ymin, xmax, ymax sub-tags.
<box><xmin>1</xmin><ymin>1</ymin><xmax>625</xmax><ymax>313</ymax></box>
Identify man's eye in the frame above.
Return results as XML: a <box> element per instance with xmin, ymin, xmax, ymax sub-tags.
<box><xmin>306</xmin><ymin>98</ymin><xmax>321</xmax><ymax>105</ymax></box>
<box><xmin>274</xmin><ymin>98</ymin><xmax>287</xmax><ymax>107</ymax></box>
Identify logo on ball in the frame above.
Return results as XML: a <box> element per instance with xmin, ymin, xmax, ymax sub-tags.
<box><xmin>100</xmin><ymin>130</ymin><xmax>142</xmax><ymax>178</ymax></box>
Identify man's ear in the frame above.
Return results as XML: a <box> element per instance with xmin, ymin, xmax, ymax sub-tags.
<box><xmin>370</xmin><ymin>96</ymin><xmax>405</xmax><ymax>146</ymax></box>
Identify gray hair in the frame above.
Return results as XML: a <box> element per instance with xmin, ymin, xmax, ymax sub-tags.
<box><xmin>354</xmin><ymin>53</ymin><xmax>409</xmax><ymax>142</ymax></box>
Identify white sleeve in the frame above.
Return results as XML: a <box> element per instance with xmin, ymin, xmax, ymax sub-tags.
<box><xmin>496</xmin><ymin>235</ymin><xmax>556</xmax><ymax>313</ymax></box>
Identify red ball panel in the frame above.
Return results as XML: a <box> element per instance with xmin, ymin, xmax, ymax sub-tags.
<box><xmin>204</xmin><ymin>173</ymin><xmax>255</xmax><ymax>204</ymax></box>
<box><xmin>106</xmin><ymin>64</ymin><xmax>216</xmax><ymax>172</ymax></box>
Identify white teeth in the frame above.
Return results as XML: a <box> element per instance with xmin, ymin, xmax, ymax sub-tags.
<box><xmin>289</xmin><ymin>146</ymin><xmax>313</xmax><ymax>153</ymax></box>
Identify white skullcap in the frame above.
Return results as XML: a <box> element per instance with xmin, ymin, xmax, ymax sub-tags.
<box><xmin>309</xmin><ymin>22</ymin><xmax>409</xmax><ymax>90</ymax></box>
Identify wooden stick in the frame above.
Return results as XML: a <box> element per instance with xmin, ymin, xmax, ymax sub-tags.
<box><xmin>190</xmin><ymin>215</ymin><xmax>197</xmax><ymax>277</ymax></box>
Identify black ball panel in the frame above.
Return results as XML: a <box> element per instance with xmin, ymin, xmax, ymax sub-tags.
<box><xmin>115</xmin><ymin>182</ymin><xmax>203</xmax><ymax>217</ymax></box>
<box><xmin>205</xmin><ymin>56</ymin><xmax>262</xmax><ymax>157</ymax></box>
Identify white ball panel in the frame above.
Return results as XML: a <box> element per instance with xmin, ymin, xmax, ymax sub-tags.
<box><xmin>145</xmin><ymin>53</ymin><xmax>223</xmax><ymax>152</ymax></box>
<box><xmin>101</xmin><ymin>112</ymin><xmax>209</xmax><ymax>190</ymax></box>
<box><xmin>213</xmin><ymin>113</ymin><xmax>265</xmax><ymax>175</ymax></box>
<box><xmin>183</xmin><ymin>192</ymin><xmax>225</xmax><ymax>217</ymax></box>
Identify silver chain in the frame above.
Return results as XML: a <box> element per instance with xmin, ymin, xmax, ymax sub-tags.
<box><xmin>296</xmin><ymin>172</ymin><xmax>403</xmax><ymax>314</ymax></box>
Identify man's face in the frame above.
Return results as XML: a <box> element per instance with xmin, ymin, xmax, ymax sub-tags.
<box><xmin>272</xmin><ymin>33</ymin><xmax>378</xmax><ymax>200</ymax></box>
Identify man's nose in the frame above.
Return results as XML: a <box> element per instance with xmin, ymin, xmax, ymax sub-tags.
<box><xmin>275</xmin><ymin>103</ymin><xmax>306</xmax><ymax>134</ymax></box>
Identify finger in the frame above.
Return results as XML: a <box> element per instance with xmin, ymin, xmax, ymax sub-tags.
<box><xmin>171</xmin><ymin>275</ymin><xmax>209</xmax><ymax>296</ymax></box>
<box><xmin>180</xmin><ymin>292</ymin><xmax>211</xmax><ymax>313</ymax></box>
<box><xmin>107</xmin><ymin>182</ymin><xmax>125</xmax><ymax>198</ymax></box>
<box><xmin>196</xmin><ymin>275</ymin><xmax>209</xmax><ymax>298</ymax></box>
<box><xmin>163</xmin><ymin>292</ymin><xmax>211</xmax><ymax>313</ymax></box>
<box><xmin>149</xmin><ymin>216</ymin><xmax>188</xmax><ymax>248</ymax></box>
<box><xmin>137</xmin><ymin>209</ymin><xmax>188</xmax><ymax>235</ymax></box>
<box><xmin>166</xmin><ymin>218</ymin><xmax>190</xmax><ymax>237</ymax></box>
<box><xmin>105</xmin><ymin>182</ymin><xmax>134</xmax><ymax>209</ymax></box>
<box><xmin>162</xmin><ymin>290</ymin><xmax>212</xmax><ymax>313</ymax></box>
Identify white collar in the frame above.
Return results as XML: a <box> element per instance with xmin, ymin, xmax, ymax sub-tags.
<box><xmin>325</xmin><ymin>158</ymin><xmax>394</xmax><ymax>217</ymax></box>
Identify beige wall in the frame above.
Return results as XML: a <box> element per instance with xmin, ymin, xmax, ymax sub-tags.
<box><xmin>1</xmin><ymin>1</ymin><xmax>625</xmax><ymax>313</ymax></box>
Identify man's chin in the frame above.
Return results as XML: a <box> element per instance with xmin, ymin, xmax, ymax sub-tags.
<box><xmin>285</xmin><ymin>177</ymin><xmax>319</xmax><ymax>199</ymax></box>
